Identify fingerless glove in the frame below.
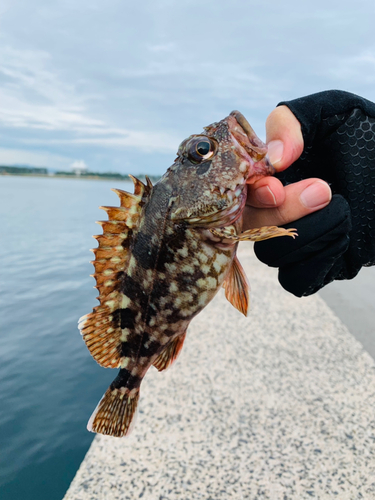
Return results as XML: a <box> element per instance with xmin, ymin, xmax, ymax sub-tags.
<box><xmin>255</xmin><ymin>90</ymin><xmax>375</xmax><ymax>296</ymax></box>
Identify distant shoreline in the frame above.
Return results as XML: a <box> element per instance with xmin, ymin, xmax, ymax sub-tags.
<box><xmin>0</xmin><ymin>173</ymin><xmax>160</xmax><ymax>182</ymax></box>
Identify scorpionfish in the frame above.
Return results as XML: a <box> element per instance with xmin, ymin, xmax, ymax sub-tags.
<box><xmin>79</xmin><ymin>111</ymin><xmax>296</xmax><ymax>437</ymax></box>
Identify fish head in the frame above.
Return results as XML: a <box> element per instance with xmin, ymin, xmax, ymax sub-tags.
<box><xmin>167</xmin><ymin>111</ymin><xmax>275</xmax><ymax>227</ymax></box>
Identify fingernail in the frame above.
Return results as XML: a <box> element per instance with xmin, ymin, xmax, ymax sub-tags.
<box><xmin>300</xmin><ymin>181</ymin><xmax>332</xmax><ymax>208</ymax></box>
<box><xmin>254</xmin><ymin>185</ymin><xmax>277</xmax><ymax>206</ymax></box>
<box><xmin>267</xmin><ymin>140</ymin><xmax>284</xmax><ymax>166</ymax></box>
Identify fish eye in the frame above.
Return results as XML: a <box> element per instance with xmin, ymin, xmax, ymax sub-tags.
<box><xmin>196</xmin><ymin>141</ymin><xmax>211</xmax><ymax>157</ymax></box>
<box><xmin>187</xmin><ymin>137</ymin><xmax>216</xmax><ymax>163</ymax></box>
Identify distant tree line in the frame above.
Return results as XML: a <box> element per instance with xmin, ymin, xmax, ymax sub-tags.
<box><xmin>55</xmin><ymin>170</ymin><xmax>161</xmax><ymax>182</ymax></box>
<box><xmin>0</xmin><ymin>165</ymin><xmax>48</xmax><ymax>175</ymax></box>
<box><xmin>0</xmin><ymin>165</ymin><xmax>160</xmax><ymax>182</ymax></box>
<box><xmin>55</xmin><ymin>170</ymin><xmax>129</xmax><ymax>179</ymax></box>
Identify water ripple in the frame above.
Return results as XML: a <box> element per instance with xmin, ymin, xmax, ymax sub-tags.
<box><xmin>0</xmin><ymin>177</ymin><xmax>131</xmax><ymax>499</ymax></box>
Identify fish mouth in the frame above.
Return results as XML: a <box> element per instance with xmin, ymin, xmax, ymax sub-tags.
<box><xmin>229</xmin><ymin>110</ymin><xmax>275</xmax><ymax>177</ymax></box>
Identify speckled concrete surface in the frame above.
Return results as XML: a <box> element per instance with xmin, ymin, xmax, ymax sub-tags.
<box><xmin>64</xmin><ymin>246</ymin><xmax>375</xmax><ymax>500</ymax></box>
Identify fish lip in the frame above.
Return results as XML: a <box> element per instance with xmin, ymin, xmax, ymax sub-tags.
<box><xmin>229</xmin><ymin>110</ymin><xmax>275</xmax><ymax>176</ymax></box>
<box><xmin>229</xmin><ymin>110</ymin><xmax>266</xmax><ymax>155</ymax></box>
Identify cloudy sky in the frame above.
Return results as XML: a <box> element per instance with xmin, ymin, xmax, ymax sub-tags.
<box><xmin>0</xmin><ymin>0</ymin><xmax>374</xmax><ymax>175</ymax></box>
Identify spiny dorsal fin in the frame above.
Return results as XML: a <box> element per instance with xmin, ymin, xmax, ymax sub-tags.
<box><xmin>222</xmin><ymin>255</ymin><xmax>250</xmax><ymax>316</ymax></box>
<box><xmin>145</xmin><ymin>175</ymin><xmax>153</xmax><ymax>192</ymax></box>
<box><xmin>98</xmin><ymin>205</ymin><xmax>139</xmax><ymax>227</ymax></box>
<box><xmin>111</xmin><ymin>188</ymin><xmax>140</xmax><ymax>208</ymax></box>
<box><xmin>79</xmin><ymin>182</ymin><xmax>150</xmax><ymax>368</ymax></box>
<box><xmin>128</xmin><ymin>174</ymin><xmax>153</xmax><ymax>198</ymax></box>
<box><xmin>153</xmin><ymin>332</ymin><xmax>186</xmax><ymax>372</ymax></box>
<box><xmin>96</xmin><ymin>219</ymin><xmax>128</xmax><ymax>234</ymax></box>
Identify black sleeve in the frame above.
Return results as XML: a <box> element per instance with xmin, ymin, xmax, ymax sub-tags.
<box><xmin>254</xmin><ymin>90</ymin><xmax>375</xmax><ymax>297</ymax></box>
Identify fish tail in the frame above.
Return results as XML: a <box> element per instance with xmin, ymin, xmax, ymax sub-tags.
<box><xmin>87</xmin><ymin>382</ymin><xmax>140</xmax><ymax>437</ymax></box>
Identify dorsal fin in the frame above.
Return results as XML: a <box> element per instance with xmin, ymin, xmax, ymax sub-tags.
<box><xmin>79</xmin><ymin>180</ymin><xmax>151</xmax><ymax>368</ymax></box>
<box><xmin>110</xmin><ymin>188</ymin><xmax>140</xmax><ymax>208</ymax></box>
<box><xmin>222</xmin><ymin>255</ymin><xmax>250</xmax><ymax>316</ymax></box>
<box><xmin>128</xmin><ymin>174</ymin><xmax>153</xmax><ymax>198</ymax></box>
<box><xmin>153</xmin><ymin>332</ymin><xmax>186</xmax><ymax>372</ymax></box>
<box><xmin>145</xmin><ymin>175</ymin><xmax>153</xmax><ymax>192</ymax></box>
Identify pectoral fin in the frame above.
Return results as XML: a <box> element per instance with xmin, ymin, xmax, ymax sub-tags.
<box><xmin>153</xmin><ymin>332</ymin><xmax>186</xmax><ymax>372</ymax></box>
<box><xmin>211</xmin><ymin>226</ymin><xmax>297</xmax><ymax>242</ymax></box>
<box><xmin>236</xmin><ymin>226</ymin><xmax>297</xmax><ymax>242</ymax></box>
<box><xmin>223</xmin><ymin>255</ymin><xmax>250</xmax><ymax>316</ymax></box>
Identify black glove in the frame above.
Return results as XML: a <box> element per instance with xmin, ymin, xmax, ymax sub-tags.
<box><xmin>254</xmin><ymin>90</ymin><xmax>375</xmax><ymax>297</ymax></box>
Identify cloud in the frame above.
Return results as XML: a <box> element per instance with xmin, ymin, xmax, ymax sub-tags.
<box><xmin>68</xmin><ymin>130</ymin><xmax>180</xmax><ymax>151</ymax></box>
<box><xmin>0</xmin><ymin>45</ymin><xmax>181</xmax><ymax>152</ymax></box>
<box><xmin>15</xmin><ymin>126</ymin><xmax>180</xmax><ymax>152</ymax></box>
<box><xmin>0</xmin><ymin>0</ymin><xmax>374</xmax><ymax>174</ymax></box>
<box><xmin>0</xmin><ymin>147</ymin><xmax>72</xmax><ymax>169</ymax></box>
<box><xmin>327</xmin><ymin>49</ymin><xmax>375</xmax><ymax>89</ymax></box>
<box><xmin>70</xmin><ymin>159</ymin><xmax>87</xmax><ymax>169</ymax></box>
<box><xmin>0</xmin><ymin>45</ymin><xmax>102</xmax><ymax>130</ymax></box>
<box><xmin>147</xmin><ymin>42</ymin><xmax>176</xmax><ymax>53</ymax></box>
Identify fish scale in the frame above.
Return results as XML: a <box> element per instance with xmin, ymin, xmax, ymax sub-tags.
<box><xmin>79</xmin><ymin>111</ymin><xmax>297</xmax><ymax>437</ymax></box>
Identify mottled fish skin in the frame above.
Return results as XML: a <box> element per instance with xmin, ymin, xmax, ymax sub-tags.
<box><xmin>79</xmin><ymin>111</ymin><xmax>297</xmax><ymax>437</ymax></box>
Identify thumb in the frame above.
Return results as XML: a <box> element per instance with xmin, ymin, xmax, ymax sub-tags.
<box><xmin>266</xmin><ymin>105</ymin><xmax>304</xmax><ymax>172</ymax></box>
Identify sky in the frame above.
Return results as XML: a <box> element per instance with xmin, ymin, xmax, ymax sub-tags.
<box><xmin>0</xmin><ymin>0</ymin><xmax>374</xmax><ymax>175</ymax></box>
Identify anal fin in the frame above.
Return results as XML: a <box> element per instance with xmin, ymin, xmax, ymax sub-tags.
<box><xmin>153</xmin><ymin>332</ymin><xmax>186</xmax><ymax>372</ymax></box>
<box><xmin>223</xmin><ymin>255</ymin><xmax>250</xmax><ymax>316</ymax></box>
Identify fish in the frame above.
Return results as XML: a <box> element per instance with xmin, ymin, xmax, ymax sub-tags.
<box><xmin>78</xmin><ymin>111</ymin><xmax>297</xmax><ymax>437</ymax></box>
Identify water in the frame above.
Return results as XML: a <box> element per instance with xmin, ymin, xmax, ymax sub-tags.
<box><xmin>0</xmin><ymin>176</ymin><xmax>134</xmax><ymax>499</ymax></box>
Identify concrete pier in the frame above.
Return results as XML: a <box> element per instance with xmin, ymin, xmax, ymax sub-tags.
<box><xmin>64</xmin><ymin>246</ymin><xmax>375</xmax><ymax>499</ymax></box>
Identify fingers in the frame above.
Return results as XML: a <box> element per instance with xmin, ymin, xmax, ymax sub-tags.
<box><xmin>266</xmin><ymin>105</ymin><xmax>304</xmax><ymax>171</ymax></box>
<box><xmin>243</xmin><ymin>104</ymin><xmax>329</xmax><ymax>230</ymax></box>
<box><xmin>246</xmin><ymin>176</ymin><xmax>286</xmax><ymax>208</ymax></box>
<box><xmin>243</xmin><ymin>178</ymin><xmax>332</xmax><ymax>230</ymax></box>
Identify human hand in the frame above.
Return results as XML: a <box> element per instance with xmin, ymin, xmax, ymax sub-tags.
<box><xmin>243</xmin><ymin>106</ymin><xmax>332</xmax><ymax>231</ymax></box>
<box><xmin>244</xmin><ymin>90</ymin><xmax>375</xmax><ymax>297</ymax></box>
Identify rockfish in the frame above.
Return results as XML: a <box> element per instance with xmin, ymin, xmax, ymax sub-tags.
<box><xmin>79</xmin><ymin>111</ymin><xmax>296</xmax><ymax>437</ymax></box>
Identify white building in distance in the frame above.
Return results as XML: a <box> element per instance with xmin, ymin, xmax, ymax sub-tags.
<box><xmin>71</xmin><ymin>160</ymin><xmax>88</xmax><ymax>176</ymax></box>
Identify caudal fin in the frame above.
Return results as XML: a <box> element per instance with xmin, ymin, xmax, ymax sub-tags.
<box><xmin>87</xmin><ymin>387</ymin><xmax>139</xmax><ymax>437</ymax></box>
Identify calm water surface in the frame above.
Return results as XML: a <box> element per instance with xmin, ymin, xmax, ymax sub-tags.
<box><xmin>0</xmin><ymin>176</ymin><xmax>134</xmax><ymax>499</ymax></box>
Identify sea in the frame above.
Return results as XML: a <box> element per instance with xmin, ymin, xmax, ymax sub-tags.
<box><xmin>0</xmin><ymin>176</ymin><xmax>134</xmax><ymax>500</ymax></box>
